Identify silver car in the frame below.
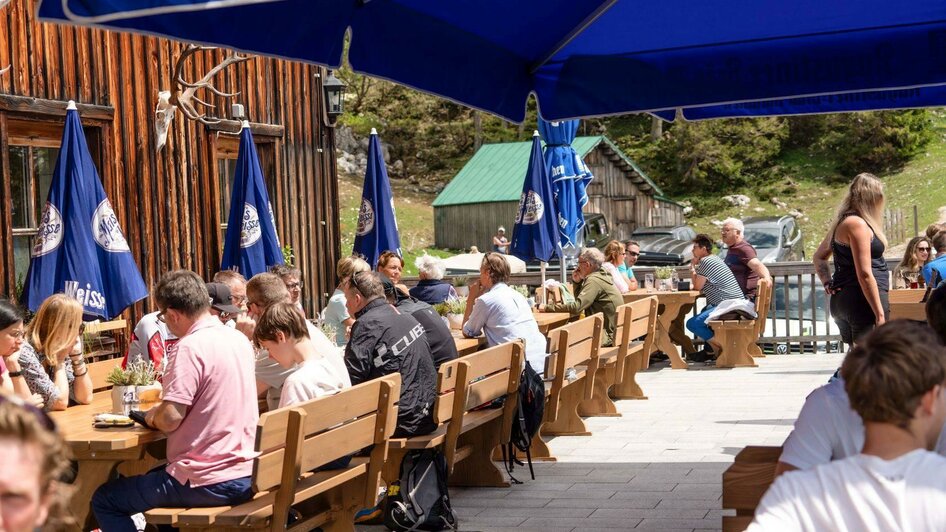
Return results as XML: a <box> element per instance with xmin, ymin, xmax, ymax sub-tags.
<box><xmin>721</xmin><ymin>216</ymin><xmax>805</xmax><ymax>263</ymax></box>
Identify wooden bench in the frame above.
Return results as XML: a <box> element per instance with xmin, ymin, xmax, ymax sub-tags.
<box><xmin>87</xmin><ymin>357</ymin><xmax>119</xmax><ymax>392</ymax></box>
<box><xmin>708</xmin><ymin>278</ymin><xmax>772</xmax><ymax>368</ymax></box>
<box><xmin>580</xmin><ymin>297</ymin><xmax>658</xmax><ymax>414</ymax></box>
<box><xmin>722</xmin><ymin>445</ymin><xmax>782</xmax><ymax>532</ymax></box>
<box><xmin>525</xmin><ymin>314</ymin><xmax>603</xmax><ymax>461</ymax></box>
<box><xmin>144</xmin><ymin>375</ymin><xmax>401</xmax><ymax>531</ymax></box>
<box><xmin>385</xmin><ymin>341</ymin><xmax>524</xmax><ymax>488</ymax></box>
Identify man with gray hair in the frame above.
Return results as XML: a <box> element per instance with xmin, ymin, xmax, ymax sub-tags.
<box><xmin>539</xmin><ymin>247</ymin><xmax>624</xmax><ymax>346</ymax></box>
<box><xmin>721</xmin><ymin>217</ymin><xmax>771</xmax><ymax>301</ymax></box>
<box><xmin>409</xmin><ymin>254</ymin><xmax>458</xmax><ymax>304</ymax></box>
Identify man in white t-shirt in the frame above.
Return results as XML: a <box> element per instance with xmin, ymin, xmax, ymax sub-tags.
<box><xmin>750</xmin><ymin>321</ymin><xmax>946</xmax><ymax>531</ymax></box>
<box><xmin>777</xmin><ymin>285</ymin><xmax>946</xmax><ymax>475</ymax></box>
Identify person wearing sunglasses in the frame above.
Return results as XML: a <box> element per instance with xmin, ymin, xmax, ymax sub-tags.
<box><xmin>270</xmin><ymin>264</ymin><xmax>306</xmax><ymax>315</ymax></box>
<box><xmin>12</xmin><ymin>295</ymin><xmax>92</xmax><ymax>412</ymax></box>
<box><xmin>622</xmin><ymin>240</ymin><xmax>641</xmax><ymax>290</ymax></box>
<box><xmin>0</xmin><ymin>395</ymin><xmax>72</xmax><ymax>532</ymax></box>
<box><xmin>894</xmin><ymin>236</ymin><xmax>933</xmax><ymax>289</ymax></box>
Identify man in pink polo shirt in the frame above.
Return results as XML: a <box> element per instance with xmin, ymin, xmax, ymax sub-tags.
<box><xmin>93</xmin><ymin>271</ymin><xmax>258</xmax><ymax>531</ymax></box>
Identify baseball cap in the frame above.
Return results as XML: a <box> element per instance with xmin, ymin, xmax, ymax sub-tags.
<box><xmin>206</xmin><ymin>283</ymin><xmax>244</xmax><ymax>314</ymax></box>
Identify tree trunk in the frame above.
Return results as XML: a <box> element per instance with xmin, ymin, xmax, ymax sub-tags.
<box><xmin>650</xmin><ymin>115</ymin><xmax>663</xmax><ymax>141</ymax></box>
<box><xmin>473</xmin><ymin>111</ymin><xmax>483</xmax><ymax>151</ymax></box>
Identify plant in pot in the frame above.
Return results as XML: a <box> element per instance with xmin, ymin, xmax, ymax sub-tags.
<box><xmin>655</xmin><ymin>266</ymin><xmax>674</xmax><ymax>291</ymax></box>
<box><xmin>106</xmin><ymin>360</ymin><xmax>161</xmax><ymax>415</ymax></box>
<box><xmin>434</xmin><ymin>297</ymin><xmax>468</xmax><ymax>330</ymax></box>
<box><xmin>452</xmin><ymin>276</ymin><xmax>470</xmax><ymax>298</ymax></box>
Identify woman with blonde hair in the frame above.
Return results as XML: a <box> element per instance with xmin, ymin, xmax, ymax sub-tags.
<box><xmin>322</xmin><ymin>256</ymin><xmax>371</xmax><ymax>346</ymax></box>
<box><xmin>893</xmin><ymin>236</ymin><xmax>932</xmax><ymax>288</ymax></box>
<box><xmin>813</xmin><ymin>173</ymin><xmax>889</xmax><ymax>346</ymax></box>
<box><xmin>601</xmin><ymin>240</ymin><xmax>631</xmax><ymax>293</ymax></box>
<box><xmin>14</xmin><ymin>294</ymin><xmax>93</xmax><ymax>411</ymax></box>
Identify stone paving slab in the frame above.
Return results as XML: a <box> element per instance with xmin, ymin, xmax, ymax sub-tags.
<box><xmin>358</xmin><ymin>353</ymin><xmax>843</xmax><ymax>531</ymax></box>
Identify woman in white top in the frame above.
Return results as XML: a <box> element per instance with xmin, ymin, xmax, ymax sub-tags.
<box><xmin>321</xmin><ymin>256</ymin><xmax>370</xmax><ymax>346</ymax></box>
<box><xmin>601</xmin><ymin>240</ymin><xmax>630</xmax><ymax>293</ymax></box>
<box><xmin>462</xmin><ymin>252</ymin><xmax>548</xmax><ymax>371</ymax></box>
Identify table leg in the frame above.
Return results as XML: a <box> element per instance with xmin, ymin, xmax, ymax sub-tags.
<box><xmin>70</xmin><ymin>458</ymin><xmax>125</xmax><ymax>529</ymax></box>
<box><xmin>657</xmin><ymin>302</ymin><xmax>689</xmax><ymax>369</ymax></box>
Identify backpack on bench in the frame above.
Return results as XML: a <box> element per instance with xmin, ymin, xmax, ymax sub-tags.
<box><xmin>502</xmin><ymin>361</ymin><xmax>545</xmax><ymax>483</ymax></box>
<box><xmin>384</xmin><ymin>449</ymin><xmax>458</xmax><ymax>531</ymax></box>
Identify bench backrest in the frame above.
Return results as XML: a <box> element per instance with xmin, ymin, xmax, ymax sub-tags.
<box><xmin>253</xmin><ymin>375</ymin><xmax>401</xmax><ymax>527</ymax></box>
<box><xmin>87</xmin><ymin>358</ymin><xmax>118</xmax><ymax>392</ymax></box>
<box><xmin>722</xmin><ymin>445</ymin><xmax>782</xmax><ymax>531</ymax></box>
<box><xmin>612</xmin><ymin>297</ymin><xmax>658</xmax><ymax>380</ymax></box>
<box><xmin>442</xmin><ymin>341</ymin><xmax>523</xmax><ymax>471</ymax></box>
<box><xmin>545</xmin><ymin>313</ymin><xmax>603</xmax><ymax>422</ymax></box>
<box><xmin>433</xmin><ymin>357</ymin><xmax>466</xmax><ymax>425</ymax></box>
<box><xmin>752</xmin><ymin>278</ymin><xmax>772</xmax><ymax>338</ymax></box>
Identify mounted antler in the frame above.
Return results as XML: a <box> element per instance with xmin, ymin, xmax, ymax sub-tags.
<box><xmin>155</xmin><ymin>44</ymin><xmax>248</xmax><ymax>151</ymax></box>
<box><xmin>0</xmin><ymin>65</ymin><xmax>9</xmax><ymax>76</ymax></box>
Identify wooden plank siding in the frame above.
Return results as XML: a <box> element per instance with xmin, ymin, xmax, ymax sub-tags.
<box><xmin>434</xmin><ymin>201</ymin><xmax>519</xmax><ymax>252</ymax></box>
<box><xmin>0</xmin><ymin>1</ymin><xmax>339</xmax><ymax>324</ymax></box>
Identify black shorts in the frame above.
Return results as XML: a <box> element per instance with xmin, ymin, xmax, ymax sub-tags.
<box><xmin>829</xmin><ymin>285</ymin><xmax>890</xmax><ymax>346</ymax></box>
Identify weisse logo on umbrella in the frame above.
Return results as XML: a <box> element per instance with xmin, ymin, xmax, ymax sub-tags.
<box><xmin>516</xmin><ymin>190</ymin><xmax>545</xmax><ymax>225</ymax></box>
<box><xmin>92</xmin><ymin>199</ymin><xmax>131</xmax><ymax>252</ymax></box>
<box><xmin>31</xmin><ymin>202</ymin><xmax>64</xmax><ymax>257</ymax></box>
<box><xmin>357</xmin><ymin>198</ymin><xmax>375</xmax><ymax>236</ymax></box>
<box><xmin>240</xmin><ymin>203</ymin><xmax>262</xmax><ymax>248</ymax></box>
<box><xmin>64</xmin><ymin>280</ymin><xmax>106</xmax><ymax>311</ymax></box>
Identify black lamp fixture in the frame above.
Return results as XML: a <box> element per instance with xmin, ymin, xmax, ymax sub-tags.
<box><xmin>322</xmin><ymin>69</ymin><xmax>346</xmax><ymax>127</ymax></box>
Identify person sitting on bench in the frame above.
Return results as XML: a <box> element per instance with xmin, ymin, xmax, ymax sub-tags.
<box><xmin>750</xmin><ymin>321</ymin><xmax>946</xmax><ymax>530</ymax></box>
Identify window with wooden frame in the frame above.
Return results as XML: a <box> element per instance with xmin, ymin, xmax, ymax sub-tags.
<box><xmin>5</xmin><ymin>118</ymin><xmax>104</xmax><ymax>285</ymax></box>
<box><xmin>213</xmin><ymin>134</ymin><xmax>278</xmax><ymax>244</ymax></box>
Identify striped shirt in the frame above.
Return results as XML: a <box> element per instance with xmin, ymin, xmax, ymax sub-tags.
<box><xmin>696</xmin><ymin>255</ymin><xmax>745</xmax><ymax>306</ymax></box>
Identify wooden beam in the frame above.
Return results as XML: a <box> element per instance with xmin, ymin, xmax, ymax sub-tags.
<box><xmin>0</xmin><ymin>94</ymin><xmax>114</xmax><ymax>121</ymax></box>
<box><xmin>205</xmin><ymin>119</ymin><xmax>285</xmax><ymax>138</ymax></box>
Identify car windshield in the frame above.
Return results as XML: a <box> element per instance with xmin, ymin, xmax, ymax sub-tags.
<box><xmin>744</xmin><ymin>228</ymin><xmax>780</xmax><ymax>249</ymax></box>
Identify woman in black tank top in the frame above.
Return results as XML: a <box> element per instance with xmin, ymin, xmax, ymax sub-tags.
<box><xmin>813</xmin><ymin>173</ymin><xmax>890</xmax><ymax>346</ymax></box>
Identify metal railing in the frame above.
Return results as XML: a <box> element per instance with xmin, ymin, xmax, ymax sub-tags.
<box><xmin>436</xmin><ymin>258</ymin><xmax>903</xmax><ymax>354</ymax></box>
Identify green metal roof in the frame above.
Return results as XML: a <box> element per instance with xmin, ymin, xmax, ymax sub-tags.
<box><xmin>433</xmin><ymin>135</ymin><xmax>666</xmax><ymax>207</ymax></box>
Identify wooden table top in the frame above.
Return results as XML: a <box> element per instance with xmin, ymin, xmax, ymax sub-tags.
<box><xmin>49</xmin><ymin>393</ymin><xmax>164</xmax><ymax>452</ymax></box>
<box><xmin>623</xmin><ymin>289</ymin><xmax>701</xmax><ymax>304</ymax></box>
<box><xmin>452</xmin><ymin>330</ymin><xmax>486</xmax><ymax>355</ymax></box>
<box><xmin>533</xmin><ymin>312</ymin><xmax>571</xmax><ymax>330</ymax></box>
<box><xmin>889</xmin><ymin>288</ymin><xmax>926</xmax><ymax>304</ymax></box>
<box><xmin>889</xmin><ymin>289</ymin><xmax>926</xmax><ymax>321</ymax></box>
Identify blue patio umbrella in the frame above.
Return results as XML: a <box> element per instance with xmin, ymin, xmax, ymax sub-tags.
<box><xmin>21</xmin><ymin>101</ymin><xmax>148</xmax><ymax>319</ymax></box>
<box><xmin>220</xmin><ymin>122</ymin><xmax>284</xmax><ymax>277</ymax></box>
<box><xmin>352</xmin><ymin>128</ymin><xmax>401</xmax><ymax>268</ymax></box>
<box><xmin>651</xmin><ymin>85</ymin><xmax>946</xmax><ymax>122</ymax></box>
<box><xmin>539</xmin><ymin>118</ymin><xmax>593</xmax><ymax>264</ymax></box>
<box><xmin>39</xmin><ymin>0</ymin><xmax>946</xmax><ymax>122</ymax></box>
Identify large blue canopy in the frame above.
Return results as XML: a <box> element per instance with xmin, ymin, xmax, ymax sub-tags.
<box><xmin>39</xmin><ymin>0</ymin><xmax>946</xmax><ymax>122</ymax></box>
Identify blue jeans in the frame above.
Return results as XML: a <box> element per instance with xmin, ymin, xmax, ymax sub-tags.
<box><xmin>92</xmin><ymin>466</ymin><xmax>252</xmax><ymax>532</ymax></box>
<box><xmin>686</xmin><ymin>305</ymin><xmax>716</xmax><ymax>342</ymax></box>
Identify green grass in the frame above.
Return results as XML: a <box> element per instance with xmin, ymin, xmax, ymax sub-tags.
<box><xmin>338</xmin><ymin>174</ymin><xmax>458</xmax><ymax>276</ymax></box>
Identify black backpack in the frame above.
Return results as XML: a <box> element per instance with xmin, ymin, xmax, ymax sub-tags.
<box><xmin>383</xmin><ymin>449</ymin><xmax>458</xmax><ymax>531</ymax></box>
<box><xmin>502</xmin><ymin>361</ymin><xmax>545</xmax><ymax>483</ymax></box>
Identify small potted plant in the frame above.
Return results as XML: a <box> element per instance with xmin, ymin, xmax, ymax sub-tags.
<box><xmin>434</xmin><ymin>297</ymin><xmax>468</xmax><ymax>330</ymax></box>
<box><xmin>655</xmin><ymin>266</ymin><xmax>674</xmax><ymax>291</ymax></box>
<box><xmin>106</xmin><ymin>360</ymin><xmax>161</xmax><ymax>415</ymax></box>
<box><xmin>452</xmin><ymin>276</ymin><xmax>470</xmax><ymax>298</ymax></box>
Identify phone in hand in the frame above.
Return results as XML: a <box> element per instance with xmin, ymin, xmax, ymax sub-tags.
<box><xmin>128</xmin><ymin>410</ymin><xmax>154</xmax><ymax>430</ymax></box>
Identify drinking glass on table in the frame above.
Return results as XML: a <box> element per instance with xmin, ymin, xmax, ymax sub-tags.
<box><xmin>671</xmin><ymin>271</ymin><xmax>679</xmax><ymax>291</ymax></box>
<box><xmin>644</xmin><ymin>274</ymin><xmax>654</xmax><ymax>293</ymax></box>
<box><xmin>906</xmin><ymin>271</ymin><xmax>919</xmax><ymax>290</ymax></box>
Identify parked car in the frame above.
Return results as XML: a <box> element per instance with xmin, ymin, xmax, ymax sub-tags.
<box><xmin>721</xmin><ymin>216</ymin><xmax>805</xmax><ymax>263</ymax></box>
<box><xmin>760</xmin><ymin>279</ymin><xmax>841</xmax><ymax>354</ymax></box>
<box><xmin>524</xmin><ymin>212</ymin><xmax>612</xmax><ymax>272</ymax></box>
<box><xmin>631</xmin><ymin>225</ymin><xmax>695</xmax><ymax>266</ymax></box>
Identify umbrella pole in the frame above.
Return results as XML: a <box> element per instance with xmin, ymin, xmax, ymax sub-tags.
<box><xmin>540</xmin><ymin>262</ymin><xmax>547</xmax><ymax>305</ymax></box>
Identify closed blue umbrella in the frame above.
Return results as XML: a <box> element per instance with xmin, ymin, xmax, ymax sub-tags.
<box><xmin>352</xmin><ymin>128</ymin><xmax>401</xmax><ymax>268</ymax></box>
<box><xmin>539</xmin><ymin>118</ymin><xmax>593</xmax><ymax>260</ymax></box>
<box><xmin>39</xmin><ymin>0</ymin><xmax>946</xmax><ymax>122</ymax></box>
<box><xmin>21</xmin><ymin>101</ymin><xmax>148</xmax><ymax>319</ymax></box>
<box><xmin>220</xmin><ymin>122</ymin><xmax>284</xmax><ymax>277</ymax></box>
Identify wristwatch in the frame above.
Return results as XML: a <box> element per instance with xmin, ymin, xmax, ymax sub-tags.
<box><xmin>8</xmin><ymin>370</ymin><xmax>23</xmax><ymax>378</ymax></box>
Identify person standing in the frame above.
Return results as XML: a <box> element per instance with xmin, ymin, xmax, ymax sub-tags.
<box><xmin>539</xmin><ymin>248</ymin><xmax>624</xmax><ymax>347</ymax></box>
<box><xmin>492</xmin><ymin>226</ymin><xmax>510</xmax><ymax>254</ymax></box>
<box><xmin>686</xmin><ymin>234</ymin><xmax>745</xmax><ymax>361</ymax></box>
<box><xmin>813</xmin><ymin>173</ymin><xmax>889</xmax><ymax>347</ymax></box>
<box><xmin>720</xmin><ymin>217</ymin><xmax>771</xmax><ymax>301</ymax></box>
<box><xmin>92</xmin><ymin>271</ymin><xmax>258</xmax><ymax>529</ymax></box>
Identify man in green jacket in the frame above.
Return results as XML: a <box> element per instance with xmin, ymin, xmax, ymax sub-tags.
<box><xmin>539</xmin><ymin>248</ymin><xmax>624</xmax><ymax>346</ymax></box>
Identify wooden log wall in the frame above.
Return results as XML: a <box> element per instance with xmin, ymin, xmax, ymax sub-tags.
<box><xmin>0</xmin><ymin>0</ymin><xmax>340</xmax><ymax>322</ymax></box>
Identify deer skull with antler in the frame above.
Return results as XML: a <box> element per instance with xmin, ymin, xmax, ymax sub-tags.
<box><xmin>155</xmin><ymin>44</ymin><xmax>249</xmax><ymax>151</ymax></box>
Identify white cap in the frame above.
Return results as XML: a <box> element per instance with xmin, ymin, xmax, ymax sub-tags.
<box><xmin>241</xmin><ymin>120</ymin><xmax>250</xmax><ymax>129</ymax></box>
<box><xmin>370</xmin><ymin>127</ymin><xmax>378</xmax><ymax>135</ymax></box>
<box><xmin>533</xmin><ymin>130</ymin><xmax>539</xmax><ymax>137</ymax></box>
<box><xmin>66</xmin><ymin>100</ymin><xmax>77</xmax><ymax>111</ymax></box>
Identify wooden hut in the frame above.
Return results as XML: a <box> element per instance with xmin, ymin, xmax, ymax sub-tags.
<box><xmin>0</xmin><ymin>0</ymin><xmax>340</xmax><ymax>322</ymax></box>
<box><xmin>433</xmin><ymin>136</ymin><xmax>683</xmax><ymax>251</ymax></box>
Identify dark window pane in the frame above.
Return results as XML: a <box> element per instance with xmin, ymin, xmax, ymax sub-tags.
<box><xmin>10</xmin><ymin>146</ymin><xmax>29</xmax><ymax>228</ymax></box>
<box><xmin>32</xmin><ymin>147</ymin><xmax>58</xmax><ymax>223</ymax></box>
<box><xmin>218</xmin><ymin>158</ymin><xmax>235</xmax><ymax>223</ymax></box>
<box><xmin>13</xmin><ymin>235</ymin><xmax>31</xmax><ymax>285</ymax></box>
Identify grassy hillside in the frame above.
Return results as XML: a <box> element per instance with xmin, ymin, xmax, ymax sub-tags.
<box><xmin>338</xmin><ymin>110</ymin><xmax>946</xmax><ymax>268</ymax></box>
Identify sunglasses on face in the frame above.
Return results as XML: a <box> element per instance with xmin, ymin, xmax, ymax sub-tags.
<box><xmin>918</xmin><ymin>247</ymin><xmax>931</xmax><ymax>252</ymax></box>
<box><xmin>626</xmin><ymin>250</ymin><xmax>640</xmax><ymax>257</ymax></box>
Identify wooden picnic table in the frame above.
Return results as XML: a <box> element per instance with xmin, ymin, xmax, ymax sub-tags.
<box><xmin>49</xmin><ymin>393</ymin><xmax>166</xmax><ymax>528</ymax></box>
<box><xmin>534</xmin><ymin>311</ymin><xmax>571</xmax><ymax>335</ymax></box>
<box><xmin>452</xmin><ymin>330</ymin><xmax>486</xmax><ymax>356</ymax></box>
<box><xmin>623</xmin><ymin>289</ymin><xmax>702</xmax><ymax>369</ymax></box>
<box><xmin>889</xmin><ymin>288</ymin><xmax>926</xmax><ymax>321</ymax></box>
